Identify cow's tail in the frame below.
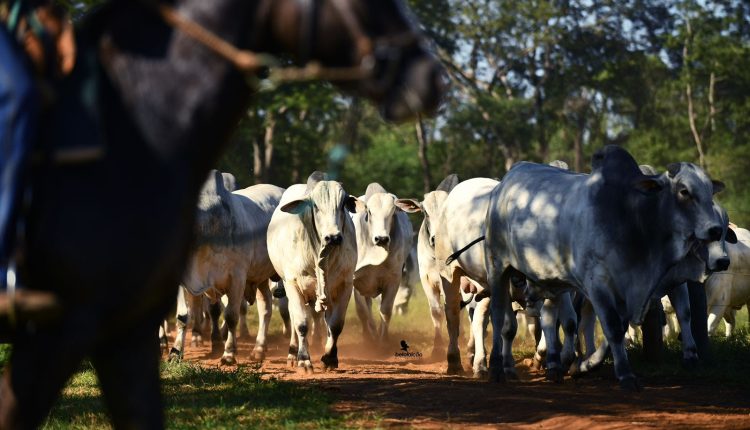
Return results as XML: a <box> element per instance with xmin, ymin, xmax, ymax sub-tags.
<box><xmin>445</xmin><ymin>236</ymin><xmax>485</xmax><ymax>265</ymax></box>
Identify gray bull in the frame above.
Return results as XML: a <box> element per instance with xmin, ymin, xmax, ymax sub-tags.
<box><xmin>173</xmin><ymin>171</ymin><xmax>284</xmax><ymax>364</ymax></box>
<box><xmin>484</xmin><ymin>146</ymin><xmax>724</xmax><ymax>389</ymax></box>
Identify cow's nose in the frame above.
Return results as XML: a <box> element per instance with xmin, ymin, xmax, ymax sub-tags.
<box><xmin>374</xmin><ymin>236</ymin><xmax>390</xmax><ymax>245</ymax></box>
<box><xmin>714</xmin><ymin>257</ymin><xmax>730</xmax><ymax>272</ymax></box>
<box><xmin>708</xmin><ymin>226</ymin><xmax>723</xmax><ymax>242</ymax></box>
<box><xmin>324</xmin><ymin>234</ymin><xmax>342</xmax><ymax>245</ymax></box>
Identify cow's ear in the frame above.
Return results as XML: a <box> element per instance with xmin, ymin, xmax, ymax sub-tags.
<box><xmin>280</xmin><ymin>199</ymin><xmax>310</xmax><ymax>214</ymax></box>
<box><xmin>633</xmin><ymin>177</ymin><xmax>663</xmax><ymax>195</ymax></box>
<box><xmin>394</xmin><ymin>199</ymin><xmax>422</xmax><ymax>213</ymax></box>
<box><xmin>712</xmin><ymin>180</ymin><xmax>726</xmax><ymax>195</ymax></box>
<box><xmin>726</xmin><ymin>227</ymin><xmax>738</xmax><ymax>244</ymax></box>
<box><xmin>345</xmin><ymin>195</ymin><xmax>366</xmax><ymax>213</ymax></box>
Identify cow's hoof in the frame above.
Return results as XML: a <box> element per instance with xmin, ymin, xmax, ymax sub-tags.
<box><xmin>545</xmin><ymin>367</ymin><xmax>564</xmax><ymax>383</ymax></box>
<box><xmin>504</xmin><ymin>367</ymin><xmax>519</xmax><ymax>380</ymax></box>
<box><xmin>682</xmin><ymin>356</ymin><xmax>699</xmax><ymax>369</ymax></box>
<box><xmin>487</xmin><ymin>367</ymin><xmax>505</xmax><ymax>383</ymax></box>
<box><xmin>473</xmin><ymin>367</ymin><xmax>488</xmax><ymax>379</ymax></box>
<box><xmin>168</xmin><ymin>348</ymin><xmax>183</xmax><ymax>362</ymax></box>
<box><xmin>220</xmin><ymin>355</ymin><xmax>237</xmax><ymax>366</ymax></box>
<box><xmin>619</xmin><ymin>376</ymin><xmax>642</xmax><ymax>392</ymax></box>
<box><xmin>252</xmin><ymin>348</ymin><xmax>266</xmax><ymax>362</ymax></box>
<box><xmin>446</xmin><ymin>363</ymin><xmax>464</xmax><ymax>375</ymax></box>
<box><xmin>531</xmin><ymin>356</ymin><xmax>544</xmax><ymax>371</ymax></box>
<box><xmin>297</xmin><ymin>360</ymin><xmax>313</xmax><ymax>374</ymax></box>
<box><xmin>321</xmin><ymin>354</ymin><xmax>338</xmax><ymax>371</ymax></box>
<box><xmin>286</xmin><ymin>354</ymin><xmax>296</xmax><ymax>367</ymax></box>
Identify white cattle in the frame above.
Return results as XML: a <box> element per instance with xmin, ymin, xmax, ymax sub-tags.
<box><xmin>351</xmin><ymin>183</ymin><xmax>413</xmax><ymax>345</ymax></box>
<box><xmin>706</xmin><ymin>225</ymin><xmax>750</xmax><ymax>336</ymax></box>
<box><xmin>267</xmin><ymin>172</ymin><xmax>363</xmax><ymax>372</ymax></box>
<box><xmin>433</xmin><ymin>178</ymin><xmax>503</xmax><ymax>378</ymax></box>
<box><xmin>170</xmin><ymin>171</ymin><xmax>284</xmax><ymax>365</ymax></box>
<box><xmin>484</xmin><ymin>146</ymin><xmax>725</xmax><ymax>389</ymax></box>
<box><xmin>394</xmin><ymin>242</ymin><xmax>419</xmax><ymax>315</ymax></box>
<box><xmin>396</xmin><ymin>174</ymin><xmax>460</xmax><ymax>361</ymax></box>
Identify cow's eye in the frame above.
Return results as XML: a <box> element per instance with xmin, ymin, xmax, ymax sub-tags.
<box><xmin>679</xmin><ymin>188</ymin><xmax>691</xmax><ymax>199</ymax></box>
<box><xmin>313</xmin><ymin>203</ymin><xmax>319</xmax><ymax>212</ymax></box>
<box><xmin>365</xmin><ymin>210</ymin><xmax>370</xmax><ymax>222</ymax></box>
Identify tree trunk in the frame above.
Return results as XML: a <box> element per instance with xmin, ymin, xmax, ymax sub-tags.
<box><xmin>253</xmin><ymin>110</ymin><xmax>276</xmax><ymax>184</ymax></box>
<box><xmin>342</xmin><ymin>98</ymin><xmax>362</xmax><ymax>150</ymax></box>
<box><xmin>684</xmin><ymin>18</ymin><xmax>706</xmax><ymax>168</ymax></box>
<box><xmin>415</xmin><ymin>116</ymin><xmax>433</xmax><ymax>194</ymax></box>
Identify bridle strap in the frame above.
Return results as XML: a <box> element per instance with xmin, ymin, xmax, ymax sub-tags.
<box><xmin>136</xmin><ymin>0</ymin><xmax>376</xmax><ymax>85</ymax></box>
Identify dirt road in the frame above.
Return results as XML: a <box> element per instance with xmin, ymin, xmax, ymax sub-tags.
<box><xmin>175</xmin><ymin>330</ymin><xmax>750</xmax><ymax>429</ymax></box>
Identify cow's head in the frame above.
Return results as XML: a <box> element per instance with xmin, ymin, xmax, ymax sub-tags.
<box><xmin>700</xmin><ymin>203</ymin><xmax>736</xmax><ymax>274</ymax></box>
<box><xmin>362</xmin><ymin>183</ymin><xmax>400</xmax><ymax>249</ymax></box>
<box><xmin>280</xmin><ymin>172</ymin><xmax>364</xmax><ymax>254</ymax></box>
<box><xmin>396</xmin><ymin>174</ymin><xmax>459</xmax><ymax>248</ymax></box>
<box><xmin>665</xmin><ymin>162</ymin><xmax>726</xmax><ymax>246</ymax></box>
<box><xmin>194</xmin><ymin>170</ymin><xmax>235</xmax><ymax>242</ymax></box>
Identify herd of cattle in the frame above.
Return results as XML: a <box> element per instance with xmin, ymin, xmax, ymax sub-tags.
<box><xmin>160</xmin><ymin>145</ymin><xmax>750</xmax><ymax>390</ymax></box>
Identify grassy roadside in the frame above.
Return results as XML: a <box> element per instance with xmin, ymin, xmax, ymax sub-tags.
<box><xmin>40</xmin><ymin>362</ymin><xmax>355</xmax><ymax>430</ymax></box>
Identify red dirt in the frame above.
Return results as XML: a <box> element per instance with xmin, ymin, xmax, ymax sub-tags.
<box><xmin>174</xmin><ymin>331</ymin><xmax>750</xmax><ymax>429</ymax></box>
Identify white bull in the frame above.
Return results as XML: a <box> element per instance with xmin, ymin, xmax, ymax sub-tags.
<box><xmin>352</xmin><ymin>183</ymin><xmax>413</xmax><ymax>345</ymax></box>
<box><xmin>267</xmin><ymin>172</ymin><xmax>363</xmax><ymax>372</ymax></box>
<box><xmin>706</xmin><ymin>225</ymin><xmax>750</xmax><ymax>336</ymax></box>
<box><xmin>396</xmin><ymin>174</ymin><xmax>460</xmax><ymax>360</ymax></box>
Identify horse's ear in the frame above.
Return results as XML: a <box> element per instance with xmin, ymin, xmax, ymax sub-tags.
<box><xmin>395</xmin><ymin>199</ymin><xmax>422</xmax><ymax>213</ymax></box>
<box><xmin>436</xmin><ymin>174</ymin><xmax>460</xmax><ymax>192</ymax></box>
<box><xmin>280</xmin><ymin>199</ymin><xmax>310</xmax><ymax>215</ymax></box>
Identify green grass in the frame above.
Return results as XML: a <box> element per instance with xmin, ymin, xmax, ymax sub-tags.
<box><xmin>41</xmin><ymin>362</ymin><xmax>354</xmax><ymax>429</ymax></box>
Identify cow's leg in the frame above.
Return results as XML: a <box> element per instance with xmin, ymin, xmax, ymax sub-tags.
<box><xmin>533</xmin><ymin>330</ymin><xmax>547</xmax><ymax>370</ymax></box>
<box><xmin>487</xmin><ymin>267</ymin><xmax>511</xmax><ymax>383</ymax></box>
<box><xmin>238</xmin><ymin>298</ymin><xmax>250</xmax><ymax>340</ymax></box>
<box><xmin>170</xmin><ymin>287</ymin><xmax>189</xmax><ymax>360</ymax></box>
<box><xmin>466</xmin><ymin>304</ymin><xmax>476</xmax><ymax>367</ymax></box>
<box><xmin>91</xmin><ymin>330</ymin><xmax>163</xmax><ymax>429</ymax></box>
<box><xmin>471</xmin><ymin>296</ymin><xmax>490</xmax><ymax>378</ymax></box>
<box><xmin>500</xmin><ymin>296</ymin><xmax>518</xmax><ymax>379</ymax></box>
<box><xmin>558</xmin><ymin>293</ymin><xmax>578</xmax><ymax>371</ymax></box>
<box><xmin>353</xmin><ymin>290</ymin><xmax>377</xmax><ymax>344</ymax></box>
<box><xmin>378</xmin><ymin>283</ymin><xmax>398</xmax><ymax>343</ymax></box>
<box><xmin>668</xmin><ymin>284</ymin><xmax>698</xmax><ymax>365</ymax></box>
<box><xmin>221</xmin><ymin>280</ymin><xmax>245</xmax><ymax>366</ymax></box>
<box><xmin>707</xmin><ymin>304</ymin><xmax>727</xmax><ymax>335</ymax></box>
<box><xmin>252</xmin><ymin>283</ymin><xmax>272</xmax><ymax>361</ymax></box>
<box><xmin>579</xmin><ymin>298</ymin><xmax>597</xmax><ymax>358</ymax></box>
<box><xmin>444</xmin><ymin>274</ymin><xmax>464</xmax><ymax>375</ymax></box>
<box><xmin>190</xmin><ymin>293</ymin><xmax>206</xmax><ymax>347</ymax></box>
<box><xmin>589</xmin><ymin>292</ymin><xmax>637</xmax><ymax>390</ymax></box>
<box><xmin>278</xmin><ymin>296</ymin><xmax>291</xmax><ymax>336</ymax></box>
<box><xmin>286</xmin><ymin>287</ymin><xmax>312</xmax><ymax>372</ymax></box>
<box><xmin>158</xmin><ymin>319</ymin><xmax>169</xmax><ymax>356</ymax></box>
<box><xmin>724</xmin><ymin>309</ymin><xmax>736</xmax><ymax>337</ymax></box>
<box><xmin>422</xmin><ymin>272</ymin><xmax>445</xmax><ymax>359</ymax></box>
<box><xmin>540</xmin><ymin>298</ymin><xmax>564</xmax><ymax>382</ymax></box>
<box><xmin>322</xmin><ymin>282</ymin><xmax>353</xmax><ymax>370</ymax></box>
<box><xmin>208</xmin><ymin>298</ymin><xmax>223</xmax><ymax>353</ymax></box>
<box><xmin>310</xmin><ymin>308</ymin><xmax>326</xmax><ymax>353</ymax></box>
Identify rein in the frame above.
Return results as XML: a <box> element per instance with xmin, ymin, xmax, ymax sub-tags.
<box><xmin>139</xmin><ymin>0</ymin><xmax>382</xmax><ymax>88</ymax></box>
